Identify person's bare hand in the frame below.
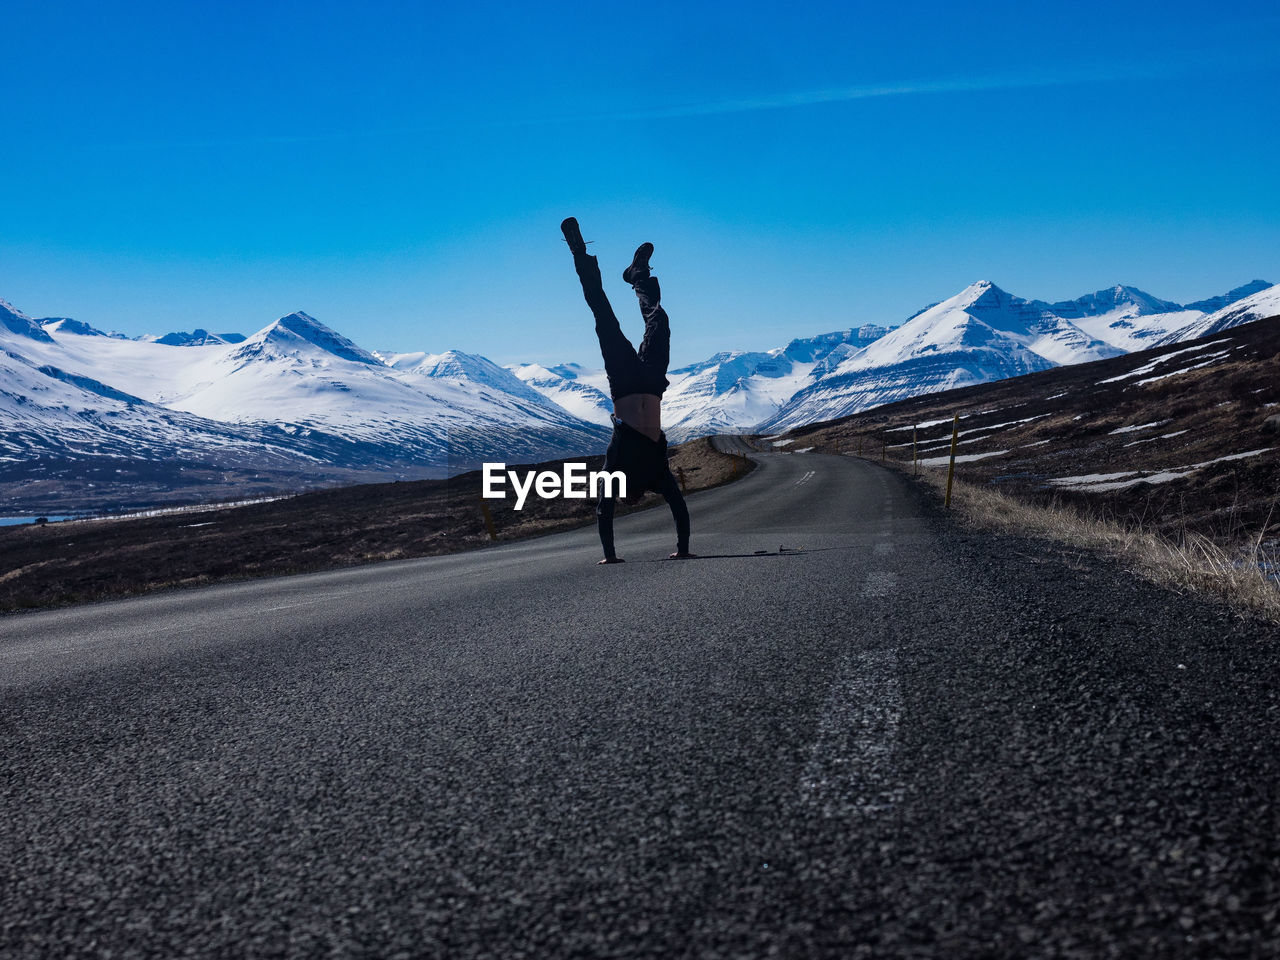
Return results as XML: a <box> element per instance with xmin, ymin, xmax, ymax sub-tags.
<box><xmin>598</xmin><ymin>557</ymin><xmax>625</xmax><ymax>565</ymax></box>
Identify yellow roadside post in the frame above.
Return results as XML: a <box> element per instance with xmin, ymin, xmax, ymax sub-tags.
<box><xmin>881</xmin><ymin>438</ymin><xmax>886</xmax><ymax>462</ymax></box>
<box><xmin>479</xmin><ymin>498</ymin><xmax>498</xmax><ymax>541</ymax></box>
<box><xmin>677</xmin><ymin>466</ymin><xmax>687</xmax><ymax>493</ymax></box>
<box><xmin>944</xmin><ymin>413</ymin><xmax>960</xmax><ymax>508</ymax></box>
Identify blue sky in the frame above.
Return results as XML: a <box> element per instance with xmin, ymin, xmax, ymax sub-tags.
<box><xmin>2</xmin><ymin>0</ymin><xmax>1278</xmax><ymax>366</ymax></box>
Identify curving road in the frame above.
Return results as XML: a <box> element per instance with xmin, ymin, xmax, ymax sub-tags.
<box><xmin>2</xmin><ymin>450</ymin><xmax>1277</xmax><ymax>958</ymax></box>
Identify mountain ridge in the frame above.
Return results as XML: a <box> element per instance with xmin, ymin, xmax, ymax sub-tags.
<box><xmin>2</xmin><ymin>276</ymin><xmax>1275</xmax><ymax>511</ymax></box>
<box><xmin>1</xmin><ymin>298</ymin><xmax>55</xmax><ymax>343</ymax></box>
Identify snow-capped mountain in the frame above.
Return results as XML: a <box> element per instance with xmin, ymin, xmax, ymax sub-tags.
<box><xmin>236</xmin><ymin>311</ymin><xmax>384</xmax><ymax>366</ymax></box>
<box><xmin>1183</xmin><ymin>280</ymin><xmax>1273</xmax><ymax>314</ymax></box>
<box><xmin>548</xmin><ymin>362</ymin><xmax>611</xmax><ymax>393</ymax></box>
<box><xmin>0</xmin><ymin>328</ymin><xmax>328</xmax><ymax>475</ymax></box>
<box><xmin>3</xmin><ymin>306</ymin><xmax>610</xmax><ymax>480</ymax></box>
<box><xmin>153</xmin><ymin>328</ymin><xmax>246</xmax><ymax>346</ymax></box>
<box><xmin>41</xmin><ymin>318</ymin><xmax>130</xmax><ymax>340</ymax></box>
<box><xmin>658</xmin><ymin>331</ymin><xmax>865</xmax><ymax>441</ymax></box>
<box><xmin>1153</xmin><ymin>282</ymin><xmax>1280</xmax><ymax>345</ymax></box>
<box><xmin>1048</xmin><ymin>284</ymin><xmax>1182</xmax><ymax>319</ymax></box>
<box><xmin>369</xmin><ymin>346</ymin><xmax>614</xmax><ymax>463</ymax></box>
<box><xmin>1042</xmin><ymin>285</ymin><xmax>1202</xmax><ymax>352</ymax></box>
<box><xmin>2</xmin><ymin>298</ymin><xmax>55</xmax><ymax>343</ymax></box>
<box><xmin>192</xmin><ymin>314</ymin><xmax>609</xmax><ymax>468</ymax></box>
<box><xmin>382</xmin><ymin>348</ymin><xmax>549</xmax><ymax>407</ymax></box>
<box><xmin>760</xmin><ymin>281</ymin><xmax>1120</xmax><ymax>432</ymax></box>
<box><xmin>507</xmin><ymin>362</ymin><xmax>614</xmax><ymax>426</ymax></box>
<box><xmin>669</xmin><ymin>278</ymin><xmax>1272</xmax><ymax>437</ymax></box>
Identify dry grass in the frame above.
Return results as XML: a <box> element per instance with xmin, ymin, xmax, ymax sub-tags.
<box><xmin>769</xmin><ymin>317</ymin><xmax>1280</xmax><ymax>626</ymax></box>
<box><xmin>784</xmin><ymin>316</ymin><xmax>1280</xmax><ymax>547</ymax></box>
<box><xmin>904</xmin><ymin>463</ymin><xmax>1280</xmax><ymax>625</ymax></box>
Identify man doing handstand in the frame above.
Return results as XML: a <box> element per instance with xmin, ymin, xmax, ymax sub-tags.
<box><xmin>561</xmin><ymin>216</ymin><xmax>693</xmax><ymax>564</ymax></box>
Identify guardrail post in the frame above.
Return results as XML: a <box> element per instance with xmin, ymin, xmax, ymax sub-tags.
<box><xmin>944</xmin><ymin>413</ymin><xmax>960</xmax><ymax>508</ymax></box>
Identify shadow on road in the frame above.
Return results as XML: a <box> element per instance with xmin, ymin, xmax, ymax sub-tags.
<box><xmin>630</xmin><ymin>548</ymin><xmax>817</xmax><ymax>563</ymax></box>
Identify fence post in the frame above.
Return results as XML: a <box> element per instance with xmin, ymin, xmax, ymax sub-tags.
<box><xmin>944</xmin><ymin>414</ymin><xmax>960</xmax><ymax>508</ymax></box>
<box><xmin>479</xmin><ymin>497</ymin><xmax>498</xmax><ymax>541</ymax></box>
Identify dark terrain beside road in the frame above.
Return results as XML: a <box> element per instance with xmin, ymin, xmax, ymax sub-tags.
<box><xmin>0</xmin><ymin>437</ymin><xmax>749</xmax><ymax>612</ymax></box>
<box><xmin>0</xmin><ymin>453</ymin><xmax>404</xmax><ymax>520</ymax></box>
<box><xmin>785</xmin><ymin>314</ymin><xmax>1280</xmax><ymax>550</ymax></box>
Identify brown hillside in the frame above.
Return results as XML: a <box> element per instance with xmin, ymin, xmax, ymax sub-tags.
<box><xmin>781</xmin><ymin>315</ymin><xmax>1280</xmax><ymax>549</ymax></box>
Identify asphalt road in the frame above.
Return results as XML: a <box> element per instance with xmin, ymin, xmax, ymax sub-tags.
<box><xmin>3</xmin><ymin>450</ymin><xmax>1277</xmax><ymax>958</ymax></box>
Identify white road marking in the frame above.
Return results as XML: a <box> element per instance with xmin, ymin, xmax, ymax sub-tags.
<box><xmin>795</xmin><ymin>470</ymin><xmax>816</xmax><ymax>486</ymax></box>
<box><xmin>800</xmin><ymin>647</ymin><xmax>904</xmax><ymax>818</ymax></box>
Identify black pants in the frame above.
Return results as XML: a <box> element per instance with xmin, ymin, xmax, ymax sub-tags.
<box><xmin>570</xmin><ymin>248</ymin><xmax>670</xmax><ymax>400</ymax></box>
<box><xmin>569</xmin><ymin>248</ymin><xmax>689</xmax><ymax>558</ymax></box>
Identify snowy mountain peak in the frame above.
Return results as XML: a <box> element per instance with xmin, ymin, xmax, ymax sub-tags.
<box><xmin>507</xmin><ymin>361</ymin><xmax>614</xmax><ymax>426</ymax></box>
<box><xmin>0</xmin><ymin>297</ymin><xmax>31</xmax><ymax>320</ymax></box>
<box><xmin>1048</xmin><ymin>285</ymin><xmax>1182</xmax><ymax>319</ymax></box>
<box><xmin>247</xmin><ymin>311</ymin><xmax>381</xmax><ymax>365</ymax></box>
<box><xmin>380</xmin><ymin>348</ymin><xmax>548</xmax><ymax>401</ymax></box>
<box><xmin>949</xmin><ymin>280</ymin><xmax>1013</xmax><ymax>312</ymax></box>
<box><xmin>1184</xmin><ymin>279</ymin><xmax>1273</xmax><ymax>314</ymax></box>
<box><xmin>548</xmin><ymin>362</ymin><xmax>588</xmax><ymax>380</ymax></box>
<box><xmin>930</xmin><ymin>281</ymin><xmax>1032</xmax><ymax>321</ymax></box>
<box><xmin>155</xmin><ymin>328</ymin><xmax>243</xmax><ymax>346</ymax></box>
<box><xmin>780</xmin><ymin>329</ymin><xmax>860</xmax><ymax>362</ymax></box>
<box><xmin>395</xmin><ymin>349</ymin><xmax>495</xmax><ymax>381</ymax></box>
<box><xmin>42</xmin><ymin>318</ymin><xmax>119</xmax><ymax>338</ymax></box>
<box><xmin>1154</xmin><ymin>282</ymin><xmax>1280</xmax><ymax>345</ymax></box>
<box><xmin>957</xmin><ymin>279</ymin><xmax>996</xmax><ymax>300</ymax></box>
<box><xmin>1</xmin><ymin>298</ymin><xmax>56</xmax><ymax>343</ymax></box>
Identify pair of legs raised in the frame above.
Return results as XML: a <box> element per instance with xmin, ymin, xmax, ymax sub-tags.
<box><xmin>561</xmin><ymin>218</ymin><xmax>670</xmax><ymax>403</ymax></box>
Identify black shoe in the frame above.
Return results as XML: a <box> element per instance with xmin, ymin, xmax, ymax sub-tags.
<box><xmin>561</xmin><ymin>217</ymin><xmax>587</xmax><ymax>256</ymax></box>
<box><xmin>623</xmin><ymin>242</ymin><xmax>654</xmax><ymax>285</ymax></box>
